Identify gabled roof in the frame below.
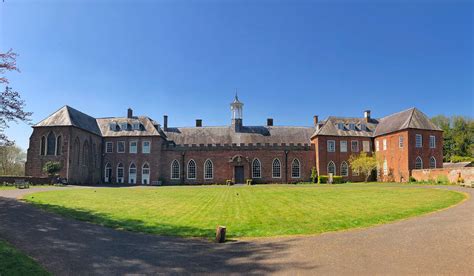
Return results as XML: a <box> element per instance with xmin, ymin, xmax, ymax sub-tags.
<box><xmin>311</xmin><ymin>117</ymin><xmax>378</xmax><ymax>138</ymax></box>
<box><xmin>164</xmin><ymin>125</ymin><xmax>314</xmax><ymax>145</ymax></box>
<box><xmin>374</xmin><ymin>107</ymin><xmax>441</xmax><ymax>137</ymax></box>
<box><xmin>34</xmin><ymin>105</ymin><xmax>101</xmax><ymax>136</ymax></box>
<box><xmin>96</xmin><ymin>116</ymin><xmax>162</xmax><ymax>137</ymax></box>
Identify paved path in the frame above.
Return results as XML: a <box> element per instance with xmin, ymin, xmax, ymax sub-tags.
<box><xmin>0</xmin><ymin>186</ymin><xmax>473</xmax><ymax>275</ymax></box>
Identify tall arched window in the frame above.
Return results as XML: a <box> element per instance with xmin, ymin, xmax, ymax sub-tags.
<box><xmin>415</xmin><ymin>156</ymin><xmax>423</xmax><ymax>169</ymax></box>
<box><xmin>142</xmin><ymin>163</ymin><xmax>150</xmax><ymax>184</ymax></box>
<box><xmin>327</xmin><ymin>161</ymin><xmax>336</xmax><ymax>175</ymax></box>
<box><xmin>272</xmin><ymin>158</ymin><xmax>281</xmax><ymax>178</ymax></box>
<box><xmin>187</xmin><ymin>159</ymin><xmax>196</xmax><ymax>179</ymax></box>
<box><xmin>252</xmin><ymin>159</ymin><xmax>261</xmax><ymax>178</ymax></box>
<box><xmin>291</xmin><ymin>159</ymin><xmax>300</xmax><ymax>178</ymax></box>
<box><xmin>117</xmin><ymin>163</ymin><xmax>124</xmax><ymax>183</ymax></box>
<box><xmin>204</xmin><ymin>159</ymin><xmax>213</xmax><ymax>179</ymax></box>
<box><xmin>55</xmin><ymin>135</ymin><xmax>62</xmax><ymax>155</ymax></box>
<box><xmin>46</xmin><ymin>132</ymin><xmax>56</xmax><ymax>155</ymax></box>
<box><xmin>341</xmin><ymin>161</ymin><xmax>348</xmax><ymax>177</ymax></box>
<box><xmin>171</xmin><ymin>160</ymin><xmax>180</xmax><ymax>179</ymax></box>
<box><xmin>383</xmin><ymin>159</ymin><xmax>388</xmax><ymax>176</ymax></box>
<box><xmin>40</xmin><ymin>136</ymin><xmax>46</xmax><ymax>156</ymax></box>
<box><xmin>82</xmin><ymin>141</ymin><xmax>90</xmax><ymax>166</ymax></box>
<box><xmin>129</xmin><ymin>163</ymin><xmax>137</xmax><ymax>184</ymax></box>
<box><xmin>104</xmin><ymin>163</ymin><xmax>112</xmax><ymax>183</ymax></box>
<box><xmin>429</xmin><ymin>156</ymin><xmax>436</xmax><ymax>169</ymax></box>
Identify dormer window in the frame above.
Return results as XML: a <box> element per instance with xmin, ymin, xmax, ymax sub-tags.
<box><xmin>132</xmin><ymin>123</ymin><xmax>140</xmax><ymax>130</ymax></box>
<box><xmin>360</xmin><ymin>124</ymin><xmax>366</xmax><ymax>131</ymax></box>
<box><xmin>337</xmin><ymin>123</ymin><xmax>344</xmax><ymax>130</ymax></box>
<box><xmin>120</xmin><ymin>123</ymin><xmax>128</xmax><ymax>131</ymax></box>
<box><xmin>109</xmin><ymin>123</ymin><xmax>118</xmax><ymax>131</ymax></box>
<box><xmin>349</xmin><ymin>123</ymin><xmax>355</xmax><ymax>130</ymax></box>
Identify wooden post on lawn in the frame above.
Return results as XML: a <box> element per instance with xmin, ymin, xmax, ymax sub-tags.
<box><xmin>216</xmin><ymin>226</ymin><xmax>226</xmax><ymax>243</ymax></box>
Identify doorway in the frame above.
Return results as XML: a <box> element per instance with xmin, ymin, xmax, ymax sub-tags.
<box><xmin>234</xmin><ymin>166</ymin><xmax>244</xmax><ymax>184</ymax></box>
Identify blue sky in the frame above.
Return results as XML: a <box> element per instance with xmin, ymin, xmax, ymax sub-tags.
<box><xmin>1</xmin><ymin>0</ymin><xmax>472</xmax><ymax>150</ymax></box>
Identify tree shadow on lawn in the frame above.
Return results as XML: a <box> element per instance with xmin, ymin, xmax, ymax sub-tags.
<box><xmin>0</xmin><ymin>198</ymin><xmax>318</xmax><ymax>274</ymax></box>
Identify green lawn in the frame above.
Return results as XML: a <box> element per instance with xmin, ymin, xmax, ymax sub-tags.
<box><xmin>0</xmin><ymin>239</ymin><xmax>49</xmax><ymax>275</ymax></box>
<box><xmin>24</xmin><ymin>183</ymin><xmax>465</xmax><ymax>238</ymax></box>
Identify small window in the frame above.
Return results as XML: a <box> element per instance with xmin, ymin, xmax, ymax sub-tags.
<box><xmin>337</xmin><ymin>123</ymin><xmax>344</xmax><ymax>130</ymax></box>
<box><xmin>360</xmin><ymin>124</ymin><xmax>367</xmax><ymax>131</ymax></box>
<box><xmin>117</xmin><ymin>141</ymin><xmax>125</xmax><ymax>153</ymax></box>
<box><xmin>204</xmin><ymin>159</ymin><xmax>213</xmax><ymax>179</ymax></box>
<box><xmin>340</xmin><ymin>141</ymin><xmax>347</xmax><ymax>153</ymax></box>
<box><xmin>171</xmin><ymin>160</ymin><xmax>180</xmax><ymax>179</ymax></box>
<box><xmin>415</xmin><ymin>156</ymin><xmax>423</xmax><ymax>169</ymax></box>
<box><xmin>272</xmin><ymin>159</ymin><xmax>281</xmax><ymax>178</ymax></box>
<box><xmin>120</xmin><ymin>123</ymin><xmax>128</xmax><ymax>131</ymax></box>
<box><xmin>291</xmin><ymin>159</ymin><xmax>301</xmax><ymax>178</ymax></box>
<box><xmin>105</xmin><ymin>142</ymin><xmax>113</xmax><ymax>153</ymax></box>
<box><xmin>132</xmin><ymin>123</ymin><xmax>140</xmax><ymax>130</ymax></box>
<box><xmin>430</xmin><ymin>156</ymin><xmax>436</xmax><ymax>168</ymax></box>
<box><xmin>363</xmin><ymin>141</ymin><xmax>370</xmax><ymax>152</ymax></box>
<box><xmin>327</xmin><ymin>140</ymin><xmax>336</xmax><ymax>152</ymax></box>
<box><xmin>349</xmin><ymin>123</ymin><xmax>355</xmax><ymax>130</ymax></box>
<box><xmin>187</xmin><ymin>160</ymin><xmax>196</xmax><ymax>179</ymax></box>
<box><xmin>252</xmin><ymin>159</ymin><xmax>262</xmax><ymax>178</ymax></box>
<box><xmin>109</xmin><ymin>123</ymin><xmax>117</xmax><ymax>131</ymax></box>
<box><xmin>429</xmin><ymin>135</ymin><xmax>436</xmax><ymax>148</ymax></box>
<box><xmin>383</xmin><ymin>159</ymin><xmax>388</xmax><ymax>176</ymax></box>
<box><xmin>399</xmin><ymin>136</ymin><xmax>404</xmax><ymax>148</ymax></box>
<box><xmin>142</xmin><ymin>141</ymin><xmax>151</xmax><ymax>154</ymax></box>
<box><xmin>327</xmin><ymin>161</ymin><xmax>336</xmax><ymax>175</ymax></box>
<box><xmin>375</xmin><ymin>140</ymin><xmax>380</xmax><ymax>152</ymax></box>
<box><xmin>416</xmin><ymin>134</ymin><xmax>422</xmax><ymax>148</ymax></box>
<box><xmin>341</xmin><ymin>161</ymin><xmax>348</xmax><ymax>177</ymax></box>
<box><xmin>129</xmin><ymin>141</ymin><xmax>137</xmax><ymax>153</ymax></box>
<box><xmin>351</xmin><ymin>141</ymin><xmax>359</xmax><ymax>152</ymax></box>
<box><xmin>383</xmin><ymin>139</ymin><xmax>387</xmax><ymax>150</ymax></box>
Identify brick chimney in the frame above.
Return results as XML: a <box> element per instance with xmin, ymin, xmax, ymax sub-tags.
<box><xmin>163</xmin><ymin>115</ymin><xmax>168</xmax><ymax>131</ymax></box>
<box><xmin>196</xmin><ymin>119</ymin><xmax>202</xmax><ymax>127</ymax></box>
<box><xmin>364</xmin><ymin>110</ymin><xmax>371</xmax><ymax>122</ymax></box>
<box><xmin>313</xmin><ymin>115</ymin><xmax>319</xmax><ymax>126</ymax></box>
<box><xmin>127</xmin><ymin>108</ymin><xmax>133</xmax><ymax>118</ymax></box>
<box><xmin>267</xmin><ymin>118</ymin><xmax>273</xmax><ymax>126</ymax></box>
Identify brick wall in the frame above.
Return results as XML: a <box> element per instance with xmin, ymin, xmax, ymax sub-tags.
<box><xmin>412</xmin><ymin>167</ymin><xmax>474</xmax><ymax>184</ymax></box>
<box><xmin>375</xmin><ymin>130</ymin><xmax>410</xmax><ymax>182</ymax></box>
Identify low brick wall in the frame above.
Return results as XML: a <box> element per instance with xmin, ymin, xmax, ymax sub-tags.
<box><xmin>412</xmin><ymin>167</ymin><xmax>474</xmax><ymax>184</ymax></box>
<box><xmin>0</xmin><ymin>176</ymin><xmax>51</xmax><ymax>185</ymax></box>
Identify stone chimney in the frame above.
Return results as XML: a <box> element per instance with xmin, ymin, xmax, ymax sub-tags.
<box><xmin>364</xmin><ymin>110</ymin><xmax>371</xmax><ymax>122</ymax></box>
<box><xmin>313</xmin><ymin>115</ymin><xmax>319</xmax><ymax>126</ymax></box>
<box><xmin>196</xmin><ymin>119</ymin><xmax>202</xmax><ymax>127</ymax></box>
<box><xmin>163</xmin><ymin>115</ymin><xmax>168</xmax><ymax>131</ymax></box>
<box><xmin>127</xmin><ymin>108</ymin><xmax>133</xmax><ymax>118</ymax></box>
<box><xmin>267</xmin><ymin>118</ymin><xmax>273</xmax><ymax>126</ymax></box>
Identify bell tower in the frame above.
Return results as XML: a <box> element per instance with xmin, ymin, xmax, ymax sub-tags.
<box><xmin>230</xmin><ymin>93</ymin><xmax>243</xmax><ymax>131</ymax></box>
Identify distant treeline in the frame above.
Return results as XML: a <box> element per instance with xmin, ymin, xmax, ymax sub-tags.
<box><xmin>431</xmin><ymin>115</ymin><xmax>474</xmax><ymax>162</ymax></box>
<box><xmin>0</xmin><ymin>144</ymin><xmax>26</xmax><ymax>176</ymax></box>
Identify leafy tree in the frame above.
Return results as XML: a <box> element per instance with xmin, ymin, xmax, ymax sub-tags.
<box><xmin>349</xmin><ymin>152</ymin><xmax>378</xmax><ymax>182</ymax></box>
<box><xmin>42</xmin><ymin>161</ymin><xmax>61</xmax><ymax>182</ymax></box>
<box><xmin>0</xmin><ymin>144</ymin><xmax>26</xmax><ymax>176</ymax></box>
<box><xmin>1</xmin><ymin>49</ymin><xmax>32</xmax><ymax>146</ymax></box>
<box><xmin>310</xmin><ymin>167</ymin><xmax>318</xmax><ymax>183</ymax></box>
<box><xmin>431</xmin><ymin>115</ymin><xmax>474</xmax><ymax>161</ymax></box>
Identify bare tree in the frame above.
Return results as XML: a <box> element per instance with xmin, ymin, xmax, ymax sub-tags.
<box><xmin>0</xmin><ymin>49</ymin><xmax>32</xmax><ymax>145</ymax></box>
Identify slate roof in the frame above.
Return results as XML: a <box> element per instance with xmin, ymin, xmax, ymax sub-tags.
<box><xmin>34</xmin><ymin>106</ymin><xmax>102</xmax><ymax>136</ymax></box>
<box><xmin>96</xmin><ymin>117</ymin><xmax>161</xmax><ymax>137</ymax></box>
<box><xmin>163</xmin><ymin>126</ymin><xmax>315</xmax><ymax>145</ymax></box>
<box><xmin>311</xmin><ymin>117</ymin><xmax>378</xmax><ymax>138</ymax></box>
<box><xmin>374</xmin><ymin>107</ymin><xmax>441</xmax><ymax>136</ymax></box>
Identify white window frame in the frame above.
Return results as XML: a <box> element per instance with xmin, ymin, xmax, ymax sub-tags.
<box><xmin>375</xmin><ymin>140</ymin><xmax>380</xmax><ymax>152</ymax></box>
<box><xmin>429</xmin><ymin>135</ymin><xmax>436</xmax><ymax>149</ymax></box>
<box><xmin>142</xmin><ymin>163</ymin><xmax>150</xmax><ymax>184</ymax></box>
<box><xmin>340</xmin><ymin>141</ymin><xmax>347</xmax><ymax>153</ymax></box>
<box><xmin>187</xmin><ymin>159</ymin><xmax>197</xmax><ymax>179</ymax></box>
<box><xmin>171</xmin><ymin>160</ymin><xmax>180</xmax><ymax>179</ymax></box>
<box><xmin>363</xmin><ymin>141</ymin><xmax>370</xmax><ymax>152</ymax></box>
<box><xmin>383</xmin><ymin>139</ymin><xmax>387</xmax><ymax>151</ymax></box>
<box><xmin>430</xmin><ymin>156</ymin><xmax>436</xmax><ymax>168</ymax></box>
<box><xmin>117</xmin><ymin>163</ymin><xmax>124</xmax><ymax>183</ymax></box>
<box><xmin>349</xmin><ymin>123</ymin><xmax>355</xmax><ymax>130</ymax></box>
<box><xmin>399</xmin><ymin>136</ymin><xmax>404</xmax><ymax>148</ymax></box>
<box><xmin>415</xmin><ymin>156</ymin><xmax>423</xmax><ymax>169</ymax></box>
<box><xmin>129</xmin><ymin>162</ymin><xmax>137</xmax><ymax>184</ymax></box>
<box><xmin>129</xmin><ymin>140</ymin><xmax>138</xmax><ymax>154</ymax></box>
<box><xmin>272</xmin><ymin>158</ymin><xmax>281</xmax><ymax>179</ymax></box>
<box><xmin>252</xmin><ymin>159</ymin><xmax>262</xmax><ymax>179</ymax></box>
<box><xmin>351</xmin><ymin>140</ymin><xmax>359</xmax><ymax>152</ymax></box>
<box><xmin>416</xmin><ymin>134</ymin><xmax>422</xmax><ymax>148</ymax></box>
<box><xmin>204</xmin><ymin>159</ymin><xmax>214</xmax><ymax>180</ymax></box>
<box><xmin>142</xmin><ymin>141</ymin><xmax>151</xmax><ymax>154</ymax></box>
<box><xmin>291</xmin><ymin>159</ymin><xmax>301</xmax><ymax>178</ymax></box>
<box><xmin>117</xmin><ymin>141</ymin><xmax>125</xmax><ymax>153</ymax></box>
<box><xmin>105</xmin><ymin>142</ymin><xmax>113</xmax><ymax>153</ymax></box>
<box><xmin>341</xmin><ymin>161</ymin><xmax>349</xmax><ymax>177</ymax></box>
<box><xmin>327</xmin><ymin>161</ymin><xmax>336</xmax><ymax>175</ymax></box>
<box><xmin>327</xmin><ymin>140</ymin><xmax>336</xmax><ymax>152</ymax></box>
<box><xmin>120</xmin><ymin>123</ymin><xmax>128</xmax><ymax>131</ymax></box>
<box><xmin>132</xmin><ymin>123</ymin><xmax>140</xmax><ymax>130</ymax></box>
<box><xmin>337</xmin><ymin>123</ymin><xmax>344</xmax><ymax>130</ymax></box>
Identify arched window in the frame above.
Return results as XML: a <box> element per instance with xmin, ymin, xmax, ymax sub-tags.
<box><xmin>415</xmin><ymin>156</ymin><xmax>423</xmax><ymax>169</ymax></box>
<box><xmin>74</xmin><ymin>138</ymin><xmax>80</xmax><ymax>165</ymax></box>
<box><xmin>117</xmin><ymin>163</ymin><xmax>124</xmax><ymax>183</ymax></box>
<box><xmin>341</xmin><ymin>161</ymin><xmax>348</xmax><ymax>177</ymax></box>
<box><xmin>383</xmin><ymin>159</ymin><xmax>388</xmax><ymax>176</ymax></box>
<box><xmin>327</xmin><ymin>161</ymin><xmax>336</xmax><ymax>175</ymax></box>
<box><xmin>55</xmin><ymin>135</ymin><xmax>62</xmax><ymax>155</ymax></box>
<box><xmin>40</xmin><ymin>136</ymin><xmax>46</xmax><ymax>156</ymax></box>
<box><xmin>82</xmin><ymin>141</ymin><xmax>90</xmax><ymax>166</ymax></box>
<box><xmin>46</xmin><ymin>132</ymin><xmax>56</xmax><ymax>155</ymax></box>
<box><xmin>187</xmin><ymin>159</ymin><xmax>196</xmax><ymax>179</ymax></box>
<box><xmin>272</xmin><ymin>158</ymin><xmax>281</xmax><ymax>178</ymax></box>
<box><xmin>252</xmin><ymin>159</ymin><xmax>261</xmax><ymax>178</ymax></box>
<box><xmin>129</xmin><ymin>163</ymin><xmax>137</xmax><ymax>184</ymax></box>
<box><xmin>142</xmin><ymin>163</ymin><xmax>150</xmax><ymax>184</ymax></box>
<box><xmin>104</xmin><ymin>163</ymin><xmax>112</xmax><ymax>183</ymax></box>
<box><xmin>204</xmin><ymin>159</ymin><xmax>213</xmax><ymax>179</ymax></box>
<box><xmin>291</xmin><ymin>159</ymin><xmax>300</xmax><ymax>178</ymax></box>
<box><xmin>171</xmin><ymin>160</ymin><xmax>180</xmax><ymax>179</ymax></box>
<box><xmin>429</xmin><ymin>156</ymin><xmax>436</xmax><ymax>169</ymax></box>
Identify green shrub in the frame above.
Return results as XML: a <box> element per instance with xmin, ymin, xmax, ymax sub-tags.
<box><xmin>318</xmin><ymin>175</ymin><xmax>344</xmax><ymax>184</ymax></box>
<box><xmin>318</xmin><ymin>175</ymin><xmax>328</xmax><ymax>184</ymax></box>
<box><xmin>311</xmin><ymin>167</ymin><xmax>318</xmax><ymax>183</ymax></box>
<box><xmin>409</xmin><ymin>176</ymin><xmax>417</xmax><ymax>182</ymax></box>
<box><xmin>450</xmin><ymin>155</ymin><xmax>474</xmax><ymax>163</ymax></box>
<box><xmin>436</xmin><ymin>175</ymin><xmax>449</xmax><ymax>185</ymax></box>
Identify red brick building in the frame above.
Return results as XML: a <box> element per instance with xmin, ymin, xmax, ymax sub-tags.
<box><xmin>25</xmin><ymin>96</ymin><xmax>442</xmax><ymax>184</ymax></box>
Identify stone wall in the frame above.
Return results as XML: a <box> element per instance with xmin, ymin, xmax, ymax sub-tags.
<box><xmin>412</xmin><ymin>167</ymin><xmax>474</xmax><ymax>184</ymax></box>
<box><xmin>0</xmin><ymin>176</ymin><xmax>51</xmax><ymax>185</ymax></box>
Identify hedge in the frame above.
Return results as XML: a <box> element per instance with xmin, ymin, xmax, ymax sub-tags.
<box><xmin>318</xmin><ymin>175</ymin><xmax>344</xmax><ymax>184</ymax></box>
